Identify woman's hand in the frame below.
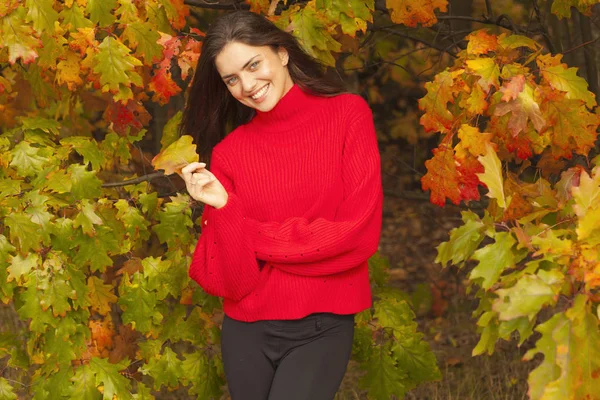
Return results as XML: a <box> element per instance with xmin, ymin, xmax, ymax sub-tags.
<box><xmin>181</xmin><ymin>162</ymin><xmax>228</xmax><ymax>209</ymax></box>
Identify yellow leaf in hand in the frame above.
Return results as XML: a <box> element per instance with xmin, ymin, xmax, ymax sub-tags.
<box><xmin>151</xmin><ymin>135</ymin><xmax>199</xmax><ymax>176</ymax></box>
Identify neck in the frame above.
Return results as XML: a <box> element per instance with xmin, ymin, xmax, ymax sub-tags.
<box><xmin>253</xmin><ymin>84</ymin><xmax>316</xmax><ymax>129</ymax></box>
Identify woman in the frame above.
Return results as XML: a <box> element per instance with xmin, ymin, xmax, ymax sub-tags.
<box><xmin>180</xmin><ymin>10</ymin><xmax>383</xmax><ymax>400</ymax></box>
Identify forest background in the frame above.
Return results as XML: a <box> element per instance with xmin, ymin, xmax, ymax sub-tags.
<box><xmin>0</xmin><ymin>0</ymin><xmax>599</xmax><ymax>399</ymax></box>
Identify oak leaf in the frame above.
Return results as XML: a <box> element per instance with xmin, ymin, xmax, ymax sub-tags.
<box><xmin>151</xmin><ymin>135</ymin><xmax>199</xmax><ymax>175</ymax></box>
<box><xmin>0</xmin><ymin>7</ymin><xmax>42</xmax><ymax>64</ymax></box>
<box><xmin>386</xmin><ymin>0</ymin><xmax>448</xmax><ymax>27</ymax></box>
<box><xmin>466</xmin><ymin>29</ymin><xmax>498</xmax><ymax>55</ymax></box>
<box><xmin>421</xmin><ymin>145</ymin><xmax>461</xmax><ymax>207</ymax></box>
<box><xmin>493</xmin><ymin>82</ymin><xmax>546</xmax><ymax>137</ymax></box>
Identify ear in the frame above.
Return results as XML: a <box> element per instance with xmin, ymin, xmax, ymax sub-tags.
<box><xmin>277</xmin><ymin>46</ymin><xmax>289</xmax><ymax>66</ymax></box>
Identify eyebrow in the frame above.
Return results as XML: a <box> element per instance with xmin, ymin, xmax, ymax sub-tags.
<box><xmin>221</xmin><ymin>55</ymin><xmax>260</xmax><ymax>80</ymax></box>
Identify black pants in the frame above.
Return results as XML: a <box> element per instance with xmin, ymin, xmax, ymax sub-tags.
<box><xmin>221</xmin><ymin>313</ymin><xmax>355</xmax><ymax>400</ymax></box>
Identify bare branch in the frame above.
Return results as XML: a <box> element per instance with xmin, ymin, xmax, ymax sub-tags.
<box><xmin>183</xmin><ymin>0</ymin><xmax>249</xmax><ymax>10</ymax></box>
<box><xmin>563</xmin><ymin>36</ymin><xmax>600</xmax><ymax>54</ymax></box>
<box><xmin>484</xmin><ymin>0</ymin><xmax>494</xmax><ymax>19</ymax></box>
<box><xmin>377</xmin><ymin>27</ymin><xmax>458</xmax><ymax>58</ymax></box>
<box><xmin>102</xmin><ymin>172</ymin><xmax>168</xmax><ymax>188</ymax></box>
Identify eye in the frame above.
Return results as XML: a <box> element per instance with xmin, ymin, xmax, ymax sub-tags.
<box><xmin>249</xmin><ymin>60</ymin><xmax>260</xmax><ymax>70</ymax></box>
<box><xmin>226</xmin><ymin>76</ymin><xmax>238</xmax><ymax>86</ymax></box>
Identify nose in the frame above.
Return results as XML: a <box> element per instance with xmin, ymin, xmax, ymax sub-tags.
<box><xmin>240</xmin><ymin>75</ymin><xmax>257</xmax><ymax>94</ymax></box>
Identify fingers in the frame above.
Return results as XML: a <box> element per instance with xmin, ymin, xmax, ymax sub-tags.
<box><xmin>181</xmin><ymin>162</ymin><xmax>207</xmax><ymax>183</ymax></box>
<box><xmin>191</xmin><ymin>172</ymin><xmax>214</xmax><ymax>185</ymax></box>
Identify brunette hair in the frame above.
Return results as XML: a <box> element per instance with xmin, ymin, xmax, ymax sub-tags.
<box><xmin>180</xmin><ymin>10</ymin><xmax>347</xmax><ymax>163</ymax></box>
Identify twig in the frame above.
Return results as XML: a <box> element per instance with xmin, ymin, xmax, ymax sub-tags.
<box><xmin>563</xmin><ymin>36</ymin><xmax>600</xmax><ymax>54</ymax></box>
<box><xmin>102</xmin><ymin>172</ymin><xmax>167</xmax><ymax>188</ymax></box>
<box><xmin>484</xmin><ymin>0</ymin><xmax>494</xmax><ymax>19</ymax></box>
<box><xmin>377</xmin><ymin>27</ymin><xmax>457</xmax><ymax>58</ymax></box>
<box><xmin>183</xmin><ymin>0</ymin><xmax>249</xmax><ymax>10</ymax></box>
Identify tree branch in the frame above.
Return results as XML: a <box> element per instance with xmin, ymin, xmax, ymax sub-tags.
<box><xmin>183</xmin><ymin>0</ymin><xmax>249</xmax><ymax>10</ymax></box>
<box><xmin>102</xmin><ymin>172</ymin><xmax>168</xmax><ymax>188</ymax></box>
<box><xmin>377</xmin><ymin>27</ymin><xmax>458</xmax><ymax>58</ymax></box>
<box><xmin>484</xmin><ymin>0</ymin><xmax>494</xmax><ymax>19</ymax></box>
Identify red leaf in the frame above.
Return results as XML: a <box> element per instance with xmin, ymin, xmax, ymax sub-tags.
<box><xmin>456</xmin><ymin>155</ymin><xmax>483</xmax><ymax>202</ymax></box>
<box><xmin>148</xmin><ymin>70</ymin><xmax>181</xmax><ymax>105</ymax></box>
<box><xmin>421</xmin><ymin>145</ymin><xmax>461</xmax><ymax>207</ymax></box>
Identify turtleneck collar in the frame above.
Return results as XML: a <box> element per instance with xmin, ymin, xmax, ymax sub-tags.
<box><xmin>251</xmin><ymin>84</ymin><xmax>319</xmax><ymax>131</ymax></box>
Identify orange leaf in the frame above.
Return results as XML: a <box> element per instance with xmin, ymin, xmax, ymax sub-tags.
<box><xmin>386</xmin><ymin>0</ymin><xmax>448</xmax><ymax>27</ymax></box>
<box><xmin>421</xmin><ymin>145</ymin><xmax>461</xmax><ymax>207</ymax></box>
<box><xmin>500</xmin><ymin>74</ymin><xmax>525</xmax><ymax>102</ymax></box>
<box><xmin>466</xmin><ymin>29</ymin><xmax>498</xmax><ymax>55</ymax></box>
<box><xmin>148</xmin><ymin>70</ymin><xmax>181</xmax><ymax>105</ymax></box>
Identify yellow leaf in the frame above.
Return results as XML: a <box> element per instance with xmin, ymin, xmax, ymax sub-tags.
<box><xmin>151</xmin><ymin>135</ymin><xmax>199</xmax><ymax>176</ymax></box>
<box><xmin>386</xmin><ymin>0</ymin><xmax>447</xmax><ymax>27</ymax></box>
<box><xmin>56</xmin><ymin>51</ymin><xmax>83</xmax><ymax>90</ymax></box>
<box><xmin>476</xmin><ymin>143</ymin><xmax>506</xmax><ymax>208</ymax></box>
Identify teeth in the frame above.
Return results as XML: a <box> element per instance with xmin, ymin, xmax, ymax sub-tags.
<box><xmin>251</xmin><ymin>84</ymin><xmax>269</xmax><ymax>100</ymax></box>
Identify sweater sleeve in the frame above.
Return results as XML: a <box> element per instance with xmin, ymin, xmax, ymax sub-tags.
<box><xmin>246</xmin><ymin>97</ymin><xmax>383</xmax><ymax>276</ymax></box>
<box><xmin>188</xmin><ymin>149</ymin><xmax>261</xmax><ymax>301</ymax></box>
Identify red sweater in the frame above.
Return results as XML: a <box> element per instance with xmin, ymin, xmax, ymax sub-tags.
<box><xmin>189</xmin><ymin>84</ymin><xmax>383</xmax><ymax>322</ymax></box>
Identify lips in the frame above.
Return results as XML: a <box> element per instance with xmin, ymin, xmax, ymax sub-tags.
<box><xmin>250</xmin><ymin>84</ymin><xmax>269</xmax><ymax>101</ymax></box>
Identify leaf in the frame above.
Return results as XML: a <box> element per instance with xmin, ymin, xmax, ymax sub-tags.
<box><xmin>0</xmin><ymin>377</ymin><xmax>17</xmax><ymax>400</ymax></box>
<box><xmin>151</xmin><ymin>135</ymin><xmax>199</xmax><ymax>175</ymax></box>
<box><xmin>497</xmin><ymin>33</ymin><xmax>541</xmax><ymax>51</ymax></box>
<box><xmin>56</xmin><ymin>51</ymin><xmax>84</xmax><ymax>91</ymax></box>
<box><xmin>181</xmin><ymin>352</ymin><xmax>224</xmax><ymax>399</ymax></box>
<box><xmin>59</xmin><ymin>4</ymin><xmax>94</xmax><ymax>32</ymax></box>
<box><xmin>86</xmin><ymin>0</ymin><xmax>117</xmax><ymax>26</ymax></box>
<box><xmin>161</xmin><ymin>111</ymin><xmax>183</xmax><ymax>149</ymax></box>
<box><xmin>456</xmin><ymin>124</ymin><xmax>494</xmax><ymax>158</ymax></box>
<box><xmin>89</xmin><ymin>357</ymin><xmax>133</xmax><ymax>400</ymax></box>
<box><xmin>69</xmin><ymin>363</ymin><xmax>102</xmax><ymax>400</ymax></box>
<box><xmin>466</xmin><ymin>29</ymin><xmax>498</xmax><ymax>55</ymax></box>
<box><xmin>551</xmin><ymin>0</ymin><xmax>598</xmax><ymax>18</ymax></box>
<box><xmin>500</xmin><ymin>74</ymin><xmax>525</xmax><ymax>102</ymax></box>
<box><xmin>477</xmin><ymin>143</ymin><xmax>507</xmax><ymax>208</ymax></box>
<box><xmin>494</xmin><ymin>81</ymin><xmax>546</xmax><ymax>137</ymax></box>
<box><xmin>25</xmin><ymin>0</ymin><xmax>59</xmax><ymax>33</ymax></box>
<box><xmin>436</xmin><ymin>211</ymin><xmax>486</xmax><ymax>267</ymax></box>
<box><xmin>68</xmin><ymin>164</ymin><xmax>103</xmax><ymax>200</ymax></box>
<box><xmin>540</xmin><ymin>59</ymin><xmax>597</xmax><ymax>108</ymax></box>
<box><xmin>385</xmin><ymin>0</ymin><xmax>448</xmax><ymax>27</ymax></box>
<box><xmin>421</xmin><ymin>145</ymin><xmax>461</xmax><ymax>207</ymax></box>
<box><xmin>418</xmin><ymin>70</ymin><xmax>456</xmax><ymax>133</ymax></box>
<box><xmin>87</xmin><ymin>276</ymin><xmax>118</xmax><ymax>317</ymax></box>
<box><xmin>73</xmin><ymin>199</ymin><xmax>105</xmax><ymax>236</ymax></box>
<box><xmin>140</xmin><ymin>347</ymin><xmax>183</xmax><ymax>390</ymax></box>
<box><xmin>5</xmin><ymin>213</ymin><xmax>44</xmax><ymax>252</ymax></box>
<box><xmin>118</xmin><ymin>272</ymin><xmax>163</xmax><ymax>333</ymax></box>
<box><xmin>152</xmin><ymin>194</ymin><xmax>194</xmax><ymax>247</ymax></box>
<box><xmin>61</xmin><ymin>137</ymin><xmax>106</xmax><ymax>170</ymax></box>
<box><xmin>286</xmin><ymin>3</ymin><xmax>342</xmax><ymax>66</ymax></box>
<box><xmin>361</xmin><ymin>346</ymin><xmax>408</xmax><ymax>399</ymax></box>
<box><xmin>493</xmin><ymin>270</ymin><xmax>563</xmax><ymax>321</ymax></box>
<box><xmin>7</xmin><ymin>253</ymin><xmax>39</xmax><ymax>284</ymax></box>
<box><xmin>148</xmin><ymin>69</ymin><xmax>181</xmax><ymax>105</ymax></box>
<box><xmin>157</xmin><ymin>0</ymin><xmax>189</xmax><ymax>30</ymax></box>
<box><xmin>470</xmin><ymin>232</ymin><xmax>516</xmax><ymax>290</ymax></box>
<box><xmin>0</xmin><ymin>7</ymin><xmax>42</xmax><ymax>64</ymax></box>
<box><xmin>9</xmin><ymin>141</ymin><xmax>49</xmax><ymax>177</ymax></box>
<box><xmin>122</xmin><ymin>21</ymin><xmax>163</xmax><ymax>64</ymax></box>
<box><xmin>93</xmin><ymin>36</ymin><xmax>143</xmax><ymax>96</ymax></box>
<box><xmin>466</xmin><ymin>58</ymin><xmax>500</xmax><ymax>92</ymax></box>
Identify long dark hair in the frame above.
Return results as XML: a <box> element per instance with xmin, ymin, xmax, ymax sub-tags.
<box><xmin>181</xmin><ymin>10</ymin><xmax>347</xmax><ymax>163</ymax></box>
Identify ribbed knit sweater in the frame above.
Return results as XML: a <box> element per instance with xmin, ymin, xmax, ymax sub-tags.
<box><xmin>188</xmin><ymin>84</ymin><xmax>383</xmax><ymax>322</ymax></box>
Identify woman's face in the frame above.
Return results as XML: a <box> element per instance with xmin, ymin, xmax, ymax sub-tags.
<box><xmin>214</xmin><ymin>41</ymin><xmax>294</xmax><ymax>112</ymax></box>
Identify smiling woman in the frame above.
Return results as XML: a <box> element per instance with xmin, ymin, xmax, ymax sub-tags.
<box><xmin>179</xmin><ymin>10</ymin><xmax>383</xmax><ymax>400</ymax></box>
<box><xmin>215</xmin><ymin>42</ymin><xmax>293</xmax><ymax>112</ymax></box>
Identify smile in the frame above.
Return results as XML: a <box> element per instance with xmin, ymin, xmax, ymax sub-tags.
<box><xmin>251</xmin><ymin>84</ymin><xmax>269</xmax><ymax>100</ymax></box>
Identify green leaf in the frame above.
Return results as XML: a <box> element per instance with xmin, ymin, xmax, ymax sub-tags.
<box><xmin>118</xmin><ymin>272</ymin><xmax>163</xmax><ymax>333</ymax></box>
<box><xmin>38</xmin><ymin>272</ymin><xmax>76</xmax><ymax>317</ymax></box>
<box><xmin>68</xmin><ymin>164</ymin><xmax>102</xmax><ymax>200</ymax></box>
<box><xmin>160</xmin><ymin>111</ymin><xmax>183</xmax><ymax>149</ymax></box>
<box><xmin>114</xmin><ymin>199</ymin><xmax>150</xmax><ymax>244</ymax></box>
<box><xmin>89</xmin><ymin>357</ymin><xmax>133</xmax><ymax>400</ymax></box>
<box><xmin>0</xmin><ymin>377</ymin><xmax>17</xmax><ymax>400</ymax></box>
<box><xmin>73</xmin><ymin>199</ymin><xmax>105</xmax><ymax>236</ymax></box>
<box><xmin>368</xmin><ymin>251</ymin><xmax>389</xmax><ymax>287</ymax></box>
<box><xmin>493</xmin><ymin>270</ymin><xmax>563</xmax><ymax>321</ymax></box>
<box><xmin>436</xmin><ymin>211</ymin><xmax>486</xmax><ymax>267</ymax></box>
<box><xmin>0</xmin><ymin>178</ymin><xmax>20</xmax><ymax>198</ymax></box>
<box><xmin>5</xmin><ymin>213</ymin><xmax>44</xmax><ymax>252</ymax></box>
<box><xmin>181</xmin><ymin>351</ymin><xmax>224</xmax><ymax>399</ymax></box>
<box><xmin>497</xmin><ymin>34</ymin><xmax>540</xmax><ymax>51</ymax></box>
<box><xmin>152</xmin><ymin>194</ymin><xmax>193</xmax><ymax>247</ymax></box>
<box><xmin>541</xmin><ymin>64</ymin><xmax>597</xmax><ymax>108</ymax></box>
<box><xmin>9</xmin><ymin>141</ymin><xmax>49</xmax><ymax>177</ymax></box>
<box><xmin>69</xmin><ymin>363</ymin><xmax>102</xmax><ymax>400</ymax></box>
<box><xmin>132</xmin><ymin>382</ymin><xmax>154</xmax><ymax>399</ymax></box>
<box><xmin>86</xmin><ymin>0</ymin><xmax>117</xmax><ymax>26</ymax></box>
<box><xmin>25</xmin><ymin>0</ymin><xmax>59</xmax><ymax>33</ymax></box>
<box><xmin>72</xmin><ymin>226</ymin><xmax>119</xmax><ymax>272</ymax></box>
<box><xmin>122</xmin><ymin>21</ymin><xmax>163</xmax><ymax>64</ymax></box>
<box><xmin>87</xmin><ymin>276</ymin><xmax>117</xmax><ymax>316</ymax></box>
<box><xmin>476</xmin><ymin>144</ymin><xmax>506</xmax><ymax>208</ymax></box>
<box><xmin>361</xmin><ymin>346</ymin><xmax>408</xmax><ymax>400</ymax></box>
<box><xmin>16</xmin><ymin>280</ymin><xmax>56</xmax><ymax>333</ymax></box>
<box><xmin>93</xmin><ymin>37</ymin><xmax>143</xmax><ymax>95</ymax></box>
<box><xmin>140</xmin><ymin>347</ymin><xmax>183</xmax><ymax>390</ymax></box>
<box><xmin>61</xmin><ymin>137</ymin><xmax>106</xmax><ymax>170</ymax></box>
<box><xmin>469</xmin><ymin>232</ymin><xmax>516</xmax><ymax>290</ymax></box>
<box><xmin>8</xmin><ymin>253</ymin><xmax>39</xmax><ymax>284</ymax></box>
<box><xmin>59</xmin><ymin>4</ymin><xmax>94</xmax><ymax>31</ymax></box>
